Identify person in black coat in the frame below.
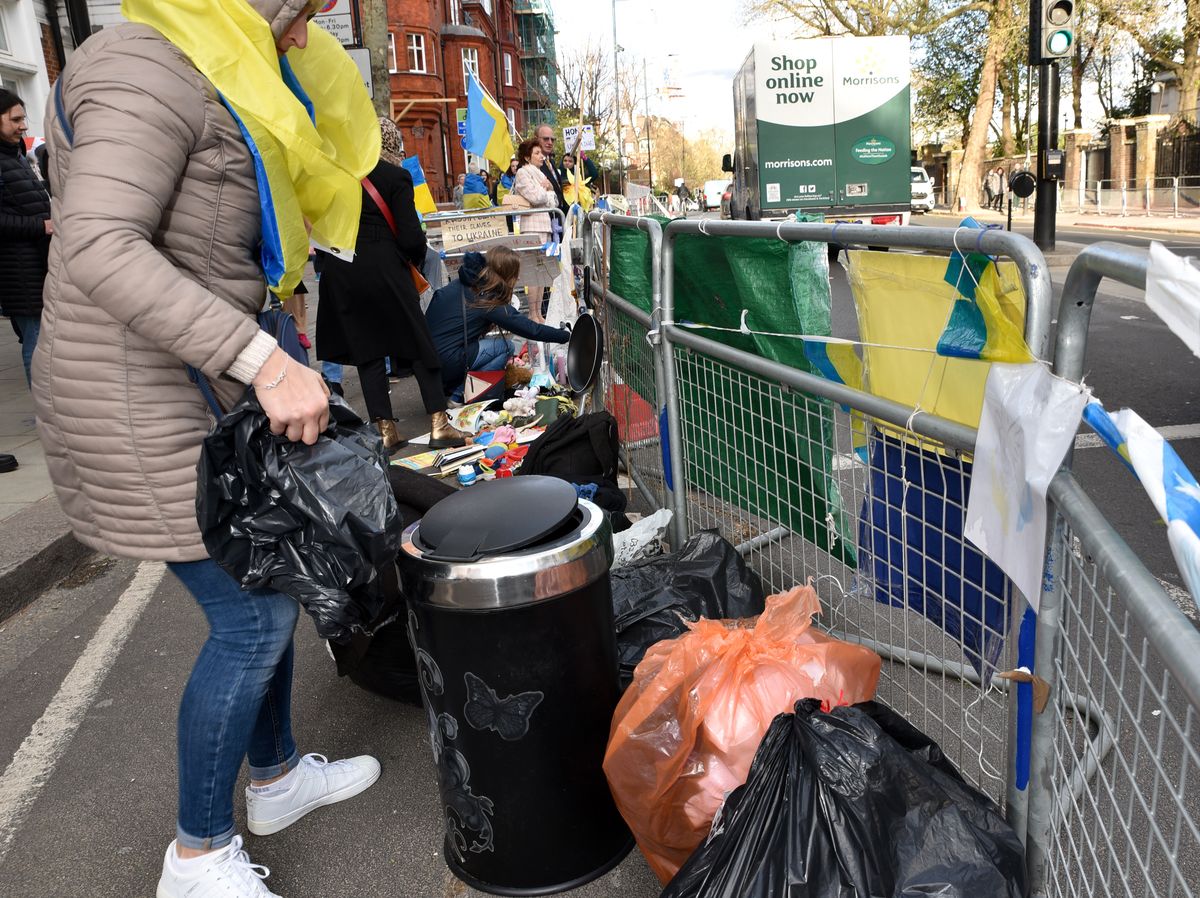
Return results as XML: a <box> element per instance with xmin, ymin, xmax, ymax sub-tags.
<box><xmin>534</xmin><ymin>123</ymin><xmax>568</xmax><ymax>215</ymax></box>
<box><xmin>316</xmin><ymin>117</ymin><xmax>467</xmax><ymax>451</ymax></box>
<box><xmin>425</xmin><ymin>247</ymin><xmax>570</xmax><ymax>401</ymax></box>
<box><xmin>0</xmin><ymin>89</ymin><xmax>52</xmax><ymax>391</ymax></box>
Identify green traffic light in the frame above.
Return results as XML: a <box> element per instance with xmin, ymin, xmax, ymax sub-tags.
<box><xmin>1046</xmin><ymin>29</ymin><xmax>1072</xmax><ymax>55</ymax></box>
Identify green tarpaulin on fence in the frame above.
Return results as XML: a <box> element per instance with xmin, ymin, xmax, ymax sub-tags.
<box><xmin>608</xmin><ymin>217</ymin><xmax>855</xmax><ymax>565</ymax></box>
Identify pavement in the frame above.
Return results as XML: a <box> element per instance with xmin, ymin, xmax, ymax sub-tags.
<box><xmin>926</xmin><ymin>205</ymin><xmax>1200</xmax><ymax>236</ymax></box>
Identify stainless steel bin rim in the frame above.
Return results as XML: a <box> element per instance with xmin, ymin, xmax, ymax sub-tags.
<box><xmin>399</xmin><ymin>498</ymin><xmax>613</xmax><ymax>610</ymax></box>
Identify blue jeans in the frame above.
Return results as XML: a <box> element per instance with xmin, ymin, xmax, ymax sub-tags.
<box><xmin>11</xmin><ymin>314</ymin><xmax>40</xmax><ymax>388</ymax></box>
<box><xmin>168</xmin><ymin>560</ymin><xmax>300</xmax><ymax>850</ymax></box>
<box><xmin>321</xmin><ymin>361</ymin><xmax>343</xmax><ymax>385</ymax></box>
<box><xmin>451</xmin><ymin>336</ymin><xmax>512</xmax><ymax>402</ymax></box>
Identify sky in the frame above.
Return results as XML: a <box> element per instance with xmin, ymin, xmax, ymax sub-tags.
<box><xmin>548</xmin><ymin>1</ymin><xmax>1110</xmax><ymax>142</ymax></box>
<box><xmin>549</xmin><ymin>0</ymin><xmax>789</xmax><ymax>138</ymax></box>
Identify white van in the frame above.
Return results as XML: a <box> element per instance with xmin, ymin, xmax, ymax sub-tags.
<box><xmin>700</xmin><ymin>179</ymin><xmax>731</xmax><ymax>212</ymax></box>
<box><xmin>910</xmin><ymin>167</ymin><xmax>936</xmax><ymax>213</ymax></box>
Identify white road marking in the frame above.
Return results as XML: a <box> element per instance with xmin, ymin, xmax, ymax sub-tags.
<box><xmin>1120</xmin><ymin>315</ymin><xmax>1140</xmax><ymax>320</ymax></box>
<box><xmin>1156</xmin><ymin>578</ymin><xmax>1199</xmax><ymax>622</ymax></box>
<box><xmin>0</xmin><ymin>561</ymin><xmax>165</xmax><ymax>863</ymax></box>
<box><xmin>1076</xmin><ymin>422</ymin><xmax>1200</xmax><ymax>450</ymax></box>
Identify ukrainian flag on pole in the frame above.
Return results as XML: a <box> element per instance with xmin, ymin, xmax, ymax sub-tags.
<box><xmin>402</xmin><ymin>155</ymin><xmax>438</xmax><ymax>216</ymax></box>
<box><xmin>463</xmin><ymin>72</ymin><xmax>514</xmax><ymax>169</ymax></box>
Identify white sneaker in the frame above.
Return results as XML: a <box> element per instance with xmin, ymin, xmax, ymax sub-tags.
<box><xmin>245</xmin><ymin>753</ymin><xmax>381</xmax><ymax>836</ymax></box>
<box><xmin>156</xmin><ymin>836</ymin><xmax>281</xmax><ymax>898</ymax></box>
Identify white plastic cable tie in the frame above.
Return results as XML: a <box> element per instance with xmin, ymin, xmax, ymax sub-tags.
<box><xmin>739</xmin><ymin>309</ymin><xmax>751</xmax><ymax>335</ymax></box>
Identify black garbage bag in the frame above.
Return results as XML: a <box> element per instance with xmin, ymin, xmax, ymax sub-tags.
<box><xmin>197</xmin><ymin>391</ymin><xmax>404</xmax><ymax>644</ymax></box>
<box><xmin>610</xmin><ymin>530</ymin><xmax>765</xmax><ymax>689</ymax></box>
<box><xmin>663</xmin><ymin>699</ymin><xmax>1029</xmax><ymax>898</ymax></box>
<box><xmin>332</xmin><ymin>466</ymin><xmax>458</xmax><ymax>705</ymax></box>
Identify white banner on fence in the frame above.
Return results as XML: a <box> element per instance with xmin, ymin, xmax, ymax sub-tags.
<box><xmin>965</xmin><ymin>363</ymin><xmax>1089</xmax><ymax>610</ymax></box>
<box><xmin>1146</xmin><ymin>241</ymin><xmax>1200</xmax><ymax>358</ymax></box>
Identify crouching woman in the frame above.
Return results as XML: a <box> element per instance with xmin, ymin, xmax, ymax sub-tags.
<box><xmin>425</xmin><ymin>246</ymin><xmax>570</xmax><ymax>402</ymax></box>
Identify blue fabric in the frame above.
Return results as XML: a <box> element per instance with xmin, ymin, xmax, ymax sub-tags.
<box><xmin>500</xmin><ymin>172</ymin><xmax>515</xmax><ymax>189</ymax></box>
<box><xmin>1015</xmin><ymin>606</ymin><xmax>1036</xmax><ymax>790</ymax></box>
<box><xmin>857</xmin><ymin>435</ymin><xmax>1010</xmax><ymax>679</ymax></box>
<box><xmin>278</xmin><ymin>56</ymin><xmax>315</xmax><ymax>124</ymax></box>
<box><xmin>573</xmin><ymin>482</ymin><xmax>599</xmax><ymax>501</ymax></box>
<box><xmin>219</xmin><ymin>96</ymin><xmax>287</xmax><ymax>292</ymax></box>
<box><xmin>937</xmin><ymin>297</ymin><xmax>989</xmax><ymax>359</ymax></box>
<box><xmin>168</xmin><ymin>559</ymin><xmax>300</xmax><ymax>849</ymax></box>
<box><xmin>11</xmin><ymin>314</ymin><xmax>39</xmax><ymax>388</ymax></box>
<box><xmin>942</xmin><ymin>216</ymin><xmax>992</xmax><ymax>301</ymax></box>
<box><xmin>322</xmin><ymin>361</ymin><xmax>344</xmax><ymax>384</ymax></box>
<box><xmin>463</xmin><ymin>172</ymin><xmax>489</xmax><ymax>195</ymax></box>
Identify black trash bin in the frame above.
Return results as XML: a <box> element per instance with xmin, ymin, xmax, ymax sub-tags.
<box><xmin>399</xmin><ymin>475</ymin><xmax>633</xmax><ymax>896</ymax></box>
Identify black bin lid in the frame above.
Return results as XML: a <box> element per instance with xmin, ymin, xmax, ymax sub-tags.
<box><xmin>416</xmin><ymin>475</ymin><xmax>580</xmax><ymax>562</ymax></box>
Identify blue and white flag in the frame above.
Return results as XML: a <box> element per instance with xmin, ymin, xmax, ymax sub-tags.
<box><xmin>1084</xmin><ymin>400</ymin><xmax>1200</xmax><ymax>599</ymax></box>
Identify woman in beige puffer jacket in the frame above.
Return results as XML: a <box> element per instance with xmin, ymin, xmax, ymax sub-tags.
<box><xmin>36</xmin><ymin>4</ymin><xmax>380</xmax><ymax>895</ymax></box>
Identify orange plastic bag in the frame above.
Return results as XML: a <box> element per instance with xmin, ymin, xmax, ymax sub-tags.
<box><xmin>603</xmin><ymin>584</ymin><xmax>882</xmax><ymax>884</ymax></box>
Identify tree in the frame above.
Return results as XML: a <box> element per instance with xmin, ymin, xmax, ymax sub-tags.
<box><xmin>743</xmin><ymin>0</ymin><xmax>989</xmax><ymax>36</ymax></box>
<box><xmin>1106</xmin><ymin>0</ymin><xmax>1199</xmax><ymax>121</ymax></box>
<box><xmin>953</xmin><ymin>0</ymin><xmax>1016</xmax><ymax>209</ymax></box>
<box><xmin>913</xmin><ymin>12</ymin><xmax>987</xmax><ymax>147</ymax></box>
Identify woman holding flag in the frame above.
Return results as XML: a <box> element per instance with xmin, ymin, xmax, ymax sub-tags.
<box><xmin>512</xmin><ymin>137</ymin><xmax>559</xmax><ymax>323</ymax></box>
<box><xmin>35</xmin><ymin>3</ymin><xmax>384</xmax><ymax>895</ymax></box>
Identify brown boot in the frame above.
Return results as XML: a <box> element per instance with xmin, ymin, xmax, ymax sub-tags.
<box><xmin>374</xmin><ymin>418</ymin><xmax>406</xmax><ymax>455</ymax></box>
<box><xmin>428</xmin><ymin>411</ymin><xmax>471</xmax><ymax>449</ymax></box>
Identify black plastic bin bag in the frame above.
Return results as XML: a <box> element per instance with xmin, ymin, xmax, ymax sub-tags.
<box><xmin>196</xmin><ymin>392</ymin><xmax>404</xmax><ymax>644</ymax></box>
<box><xmin>610</xmin><ymin>531</ymin><xmax>765</xmax><ymax>688</ymax></box>
<box><xmin>663</xmin><ymin>699</ymin><xmax>1028</xmax><ymax>898</ymax></box>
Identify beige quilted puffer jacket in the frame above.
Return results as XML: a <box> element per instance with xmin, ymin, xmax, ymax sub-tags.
<box><xmin>34</xmin><ymin>0</ymin><xmax>309</xmax><ymax>562</ymax></box>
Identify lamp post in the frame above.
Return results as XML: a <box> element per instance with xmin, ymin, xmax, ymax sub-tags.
<box><xmin>611</xmin><ymin>0</ymin><xmax>623</xmax><ymax>193</ymax></box>
<box><xmin>643</xmin><ymin>58</ymin><xmax>653</xmax><ymax>192</ymax></box>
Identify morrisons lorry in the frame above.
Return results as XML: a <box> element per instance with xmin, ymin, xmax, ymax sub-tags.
<box><xmin>723</xmin><ymin>36</ymin><xmax>912</xmax><ymax>223</ymax></box>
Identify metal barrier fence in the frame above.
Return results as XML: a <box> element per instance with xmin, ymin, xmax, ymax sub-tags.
<box><xmin>1057</xmin><ymin>177</ymin><xmax>1200</xmax><ymax>217</ymax></box>
<box><xmin>586</xmin><ymin>212</ymin><xmax>1200</xmax><ymax>897</ymax></box>
<box><xmin>1023</xmin><ymin>242</ymin><xmax>1200</xmax><ymax>898</ymax></box>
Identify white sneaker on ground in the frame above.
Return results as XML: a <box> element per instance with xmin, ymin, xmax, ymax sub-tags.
<box><xmin>156</xmin><ymin>836</ymin><xmax>281</xmax><ymax>898</ymax></box>
<box><xmin>245</xmin><ymin>753</ymin><xmax>381</xmax><ymax>836</ymax></box>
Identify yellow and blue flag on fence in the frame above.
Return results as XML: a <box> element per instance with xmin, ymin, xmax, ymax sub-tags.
<box><xmin>938</xmin><ymin>218</ymin><xmax>1033</xmax><ymax>364</ymax></box>
<box><xmin>401</xmin><ymin>156</ymin><xmax>438</xmax><ymax>216</ymax></box>
<box><xmin>121</xmin><ymin>0</ymin><xmax>379</xmax><ymax>297</ymax></box>
<box><xmin>463</xmin><ymin>72</ymin><xmax>514</xmax><ymax>170</ymax></box>
<box><xmin>1083</xmin><ymin>400</ymin><xmax>1200</xmax><ymax>598</ymax></box>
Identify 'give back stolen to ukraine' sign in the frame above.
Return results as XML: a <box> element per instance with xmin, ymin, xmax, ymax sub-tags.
<box><xmin>440</xmin><ymin>214</ymin><xmax>508</xmax><ymax>252</ymax></box>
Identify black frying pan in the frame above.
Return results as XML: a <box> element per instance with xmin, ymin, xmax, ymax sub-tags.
<box><xmin>566</xmin><ymin>309</ymin><xmax>603</xmax><ymax>394</ymax></box>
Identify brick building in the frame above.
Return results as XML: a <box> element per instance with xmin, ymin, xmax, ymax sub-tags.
<box><xmin>386</xmin><ymin>0</ymin><xmax>527</xmax><ymax>203</ymax></box>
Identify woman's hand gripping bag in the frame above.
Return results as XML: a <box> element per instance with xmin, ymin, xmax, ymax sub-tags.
<box><xmin>602</xmin><ymin>584</ymin><xmax>882</xmax><ymax>884</ymax></box>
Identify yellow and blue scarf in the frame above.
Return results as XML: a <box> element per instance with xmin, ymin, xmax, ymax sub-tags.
<box><xmin>121</xmin><ymin>0</ymin><xmax>380</xmax><ymax>296</ymax></box>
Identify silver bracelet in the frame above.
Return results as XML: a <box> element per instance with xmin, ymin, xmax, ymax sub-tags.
<box><xmin>262</xmin><ymin>359</ymin><xmax>288</xmax><ymax>390</ymax></box>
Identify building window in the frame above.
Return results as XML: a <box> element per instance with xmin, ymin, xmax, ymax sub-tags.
<box><xmin>387</xmin><ymin>34</ymin><xmax>397</xmax><ymax>73</ymax></box>
<box><xmin>506</xmin><ymin>108</ymin><xmax>515</xmax><ymax>131</ymax></box>
<box><xmin>407</xmin><ymin>33</ymin><xmax>426</xmax><ymax>73</ymax></box>
<box><xmin>448</xmin><ymin>0</ymin><xmax>461</xmax><ymax>26</ymax></box>
<box><xmin>0</xmin><ymin>7</ymin><xmax>9</xmax><ymax>55</ymax></box>
<box><xmin>503</xmin><ymin>52</ymin><xmax>513</xmax><ymax>87</ymax></box>
<box><xmin>461</xmin><ymin>47</ymin><xmax>479</xmax><ymax>83</ymax></box>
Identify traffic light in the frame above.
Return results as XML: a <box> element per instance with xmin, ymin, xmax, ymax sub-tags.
<box><xmin>1032</xmin><ymin>0</ymin><xmax>1075</xmax><ymax>63</ymax></box>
